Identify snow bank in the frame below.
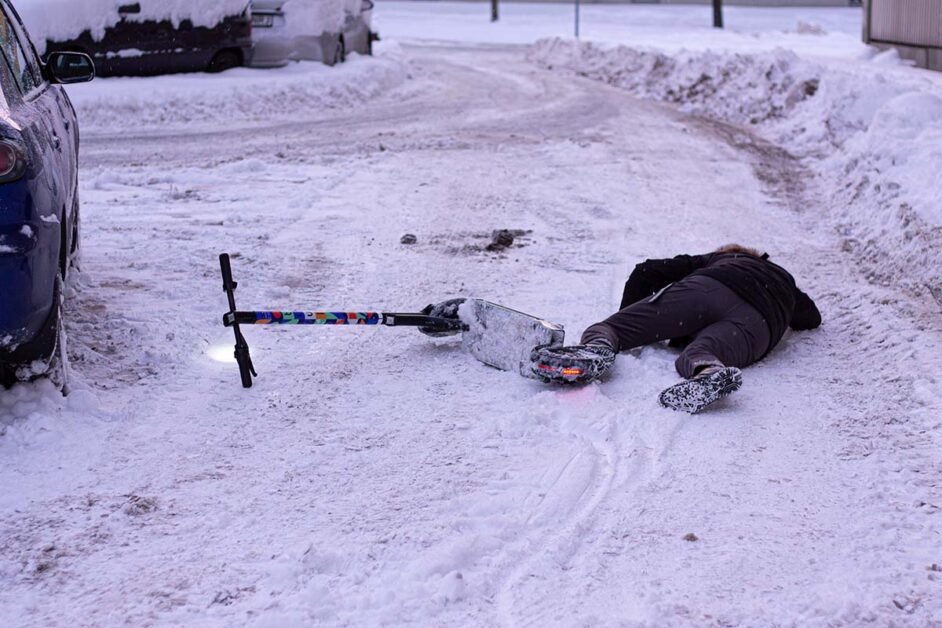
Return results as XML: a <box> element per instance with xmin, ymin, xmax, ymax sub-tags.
<box><xmin>17</xmin><ymin>0</ymin><xmax>250</xmax><ymax>53</ymax></box>
<box><xmin>65</xmin><ymin>48</ymin><xmax>408</xmax><ymax>131</ymax></box>
<box><xmin>0</xmin><ymin>379</ymin><xmax>102</xmax><ymax>455</ymax></box>
<box><xmin>533</xmin><ymin>43</ymin><xmax>822</xmax><ymax>127</ymax></box>
<box><xmin>529</xmin><ymin>38</ymin><xmax>942</xmax><ymax>301</ymax></box>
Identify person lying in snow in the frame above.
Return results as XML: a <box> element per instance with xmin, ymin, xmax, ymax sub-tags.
<box><xmin>530</xmin><ymin>244</ymin><xmax>822</xmax><ymax>413</ymax></box>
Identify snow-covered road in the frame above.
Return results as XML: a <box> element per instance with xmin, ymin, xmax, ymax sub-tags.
<box><xmin>2</xmin><ymin>41</ymin><xmax>940</xmax><ymax>626</ymax></box>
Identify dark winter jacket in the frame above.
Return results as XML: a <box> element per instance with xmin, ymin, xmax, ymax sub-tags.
<box><xmin>620</xmin><ymin>252</ymin><xmax>821</xmax><ymax>355</ymax></box>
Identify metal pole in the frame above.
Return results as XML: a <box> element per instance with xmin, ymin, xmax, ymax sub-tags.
<box><xmin>491</xmin><ymin>0</ymin><xmax>498</xmax><ymax>22</ymax></box>
<box><xmin>712</xmin><ymin>0</ymin><xmax>723</xmax><ymax>29</ymax></box>
<box><xmin>575</xmin><ymin>0</ymin><xmax>580</xmax><ymax>38</ymax></box>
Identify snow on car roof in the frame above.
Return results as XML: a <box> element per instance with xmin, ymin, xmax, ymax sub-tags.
<box><xmin>257</xmin><ymin>0</ymin><xmax>363</xmax><ymax>36</ymax></box>
<box><xmin>15</xmin><ymin>0</ymin><xmax>250</xmax><ymax>53</ymax></box>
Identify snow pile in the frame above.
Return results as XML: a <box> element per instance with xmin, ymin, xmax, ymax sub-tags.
<box><xmin>832</xmin><ymin>89</ymin><xmax>942</xmax><ymax>295</ymax></box>
<box><xmin>0</xmin><ymin>379</ymin><xmax>101</xmax><ymax>451</ymax></box>
<box><xmin>529</xmin><ymin>38</ymin><xmax>942</xmax><ymax>301</ymax></box>
<box><xmin>65</xmin><ymin>49</ymin><xmax>409</xmax><ymax>131</ymax></box>
<box><xmin>532</xmin><ymin>42</ymin><xmax>821</xmax><ymax>127</ymax></box>
<box><xmin>16</xmin><ymin>0</ymin><xmax>250</xmax><ymax>53</ymax></box>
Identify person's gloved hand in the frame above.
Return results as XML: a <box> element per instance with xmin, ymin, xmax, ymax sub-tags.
<box><xmin>419</xmin><ymin>298</ymin><xmax>466</xmax><ymax>337</ymax></box>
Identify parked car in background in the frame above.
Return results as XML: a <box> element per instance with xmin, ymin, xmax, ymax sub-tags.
<box><xmin>250</xmin><ymin>0</ymin><xmax>376</xmax><ymax>68</ymax></box>
<box><xmin>248</xmin><ymin>1</ymin><xmax>290</xmax><ymax>68</ymax></box>
<box><xmin>30</xmin><ymin>0</ymin><xmax>253</xmax><ymax>76</ymax></box>
<box><xmin>0</xmin><ymin>0</ymin><xmax>94</xmax><ymax>387</ymax></box>
<box><xmin>342</xmin><ymin>0</ymin><xmax>375</xmax><ymax>59</ymax></box>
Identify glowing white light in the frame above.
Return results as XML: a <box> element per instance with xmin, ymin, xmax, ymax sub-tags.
<box><xmin>207</xmin><ymin>344</ymin><xmax>236</xmax><ymax>364</ymax></box>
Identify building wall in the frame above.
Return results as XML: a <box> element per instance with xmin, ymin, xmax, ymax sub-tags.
<box><xmin>864</xmin><ymin>0</ymin><xmax>942</xmax><ymax>71</ymax></box>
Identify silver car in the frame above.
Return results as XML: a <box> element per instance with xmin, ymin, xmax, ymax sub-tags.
<box><xmin>250</xmin><ymin>0</ymin><xmax>375</xmax><ymax>68</ymax></box>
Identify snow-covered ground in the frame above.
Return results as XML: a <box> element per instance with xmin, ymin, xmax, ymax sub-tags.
<box><xmin>2</xmin><ymin>3</ymin><xmax>942</xmax><ymax>626</ymax></box>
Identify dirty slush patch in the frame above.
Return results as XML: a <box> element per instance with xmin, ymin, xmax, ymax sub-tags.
<box><xmin>690</xmin><ymin>116</ymin><xmax>810</xmax><ymax>215</ymax></box>
<box><xmin>0</xmin><ymin>493</ymin><xmax>162</xmax><ymax>588</ymax></box>
<box><xmin>400</xmin><ymin>229</ymin><xmax>534</xmax><ymax>256</ymax></box>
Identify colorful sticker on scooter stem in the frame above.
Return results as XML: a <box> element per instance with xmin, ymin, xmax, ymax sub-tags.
<box><xmin>253</xmin><ymin>311</ymin><xmax>380</xmax><ymax>325</ymax></box>
<box><xmin>313</xmin><ymin>312</ymin><xmax>380</xmax><ymax>325</ymax></box>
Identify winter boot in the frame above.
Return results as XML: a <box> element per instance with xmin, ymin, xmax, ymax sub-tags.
<box><xmin>658</xmin><ymin>366</ymin><xmax>742</xmax><ymax>414</ymax></box>
<box><xmin>530</xmin><ymin>342</ymin><xmax>616</xmax><ymax>384</ymax></box>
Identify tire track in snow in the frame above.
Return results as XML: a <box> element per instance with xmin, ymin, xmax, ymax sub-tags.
<box><xmin>492</xmin><ymin>368</ymin><xmax>694</xmax><ymax>627</ymax></box>
<box><xmin>494</xmin><ymin>387</ymin><xmax>623</xmax><ymax>627</ymax></box>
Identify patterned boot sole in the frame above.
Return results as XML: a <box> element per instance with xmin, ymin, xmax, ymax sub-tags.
<box><xmin>659</xmin><ymin>367</ymin><xmax>743</xmax><ymax>414</ymax></box>
<box><xmin>530</xmin><ymin>344</ymin><xmax>616</xmax><ymax>385</ymax></box>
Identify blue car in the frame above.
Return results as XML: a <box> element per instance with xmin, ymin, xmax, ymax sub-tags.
<box><xmin>0</xmin><ymin>0</ymin><xmax>94</xmax><ymax>387</ymax></box>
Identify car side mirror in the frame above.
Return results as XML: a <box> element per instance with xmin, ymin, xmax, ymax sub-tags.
<box><xmin>45</xmin><ymin>51</ymin><xmax>95</xmax><ymax>84</ymax></box>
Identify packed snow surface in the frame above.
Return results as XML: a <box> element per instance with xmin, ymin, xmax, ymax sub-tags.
<box><xmin>2</xmin><ymin>3</ymin><xmax>941</xmax><ymax>626</ymax></box>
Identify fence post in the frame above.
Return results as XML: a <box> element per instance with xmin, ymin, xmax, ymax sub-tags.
<box><xmin>713</xmin><ymin>0</ymin><xmax>723</xmax><ymax>28</ymax></box>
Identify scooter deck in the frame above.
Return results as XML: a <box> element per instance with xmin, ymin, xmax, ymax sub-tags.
<box><xmin>460</xmin><ymin>299</ymin><xmax>565</xmax><ymax>379</ymax></box>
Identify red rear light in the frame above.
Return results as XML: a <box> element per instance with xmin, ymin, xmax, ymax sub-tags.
<box><xmin>0</xmin><ymin>140</ymin><xmax>25</xmax><ymax>183</ymax></box>
<box><xmin>0</xmin><ymin>143</ymin><xmax>16</xmax><ymax>177</ymax></box>
<box><xmin>536</xmin><ymin>363</ymin><xmax>583</xmax><ymax>378</ymax></box>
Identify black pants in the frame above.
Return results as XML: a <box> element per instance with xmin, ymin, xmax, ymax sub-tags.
<box><xmin>581</xmin><ymin>275</ymin><xmax>771</xmax><ymax>379</ymax></box>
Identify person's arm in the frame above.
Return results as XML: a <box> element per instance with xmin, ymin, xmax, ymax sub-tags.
<box><xmin>789</xmin><ymin>288</ymin><xmax>821</xmax><ymax>330</ymax></box>
<box><xmin>620</xmin><ymin>253</ymin><xmax>715</xmax><ymax>309</ymax></box>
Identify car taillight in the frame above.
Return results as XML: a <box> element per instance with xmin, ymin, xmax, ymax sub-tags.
<box><xmin>0</xmin><ymin>143</ymin><xmax>16</xmax><ymax>175</ymax></box>
<box><xmin>0</xmin><ymin>140</ymin><xmax>26</xmax><ymax>183</ymax></box>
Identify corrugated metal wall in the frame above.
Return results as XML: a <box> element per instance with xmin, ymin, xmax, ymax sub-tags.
<box><xmin>868</xmin><ymin>0</ymin><xmax>942</xmax><ymax>47</ymax></box>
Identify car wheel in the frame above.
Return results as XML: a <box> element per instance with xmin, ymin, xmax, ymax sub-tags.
<box><xmin>208</xmin><ymin>49</ymin><xmax>242</xmax><ymax>73</ymax></box>
<box><xmin>45</xmin><ymin>274</ymin><xmax>69</xmax><ymax>393</ymax></box>
<box><xmin>332</xmin><ymin>38</ymin><xmax>346</xmax><ymax>66</ymax></box>
<box><xmin>71</xmin><ymin>193</ymin><xmax>81</xmax><ymax>269</ymax></box>
<box><xmin>10</xmin><ymin>271</ymin><xmax>69</xmax><ymax>391</ymax></box>
<box><xmin>0</xmin><ymin>361</ymin><xmax>13</xmax><ymax>389</ymax></box>
<box><xmin>39</xmin><ymin>225</ymin><xmax>70</xmax><ymax>391</ymax></box>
